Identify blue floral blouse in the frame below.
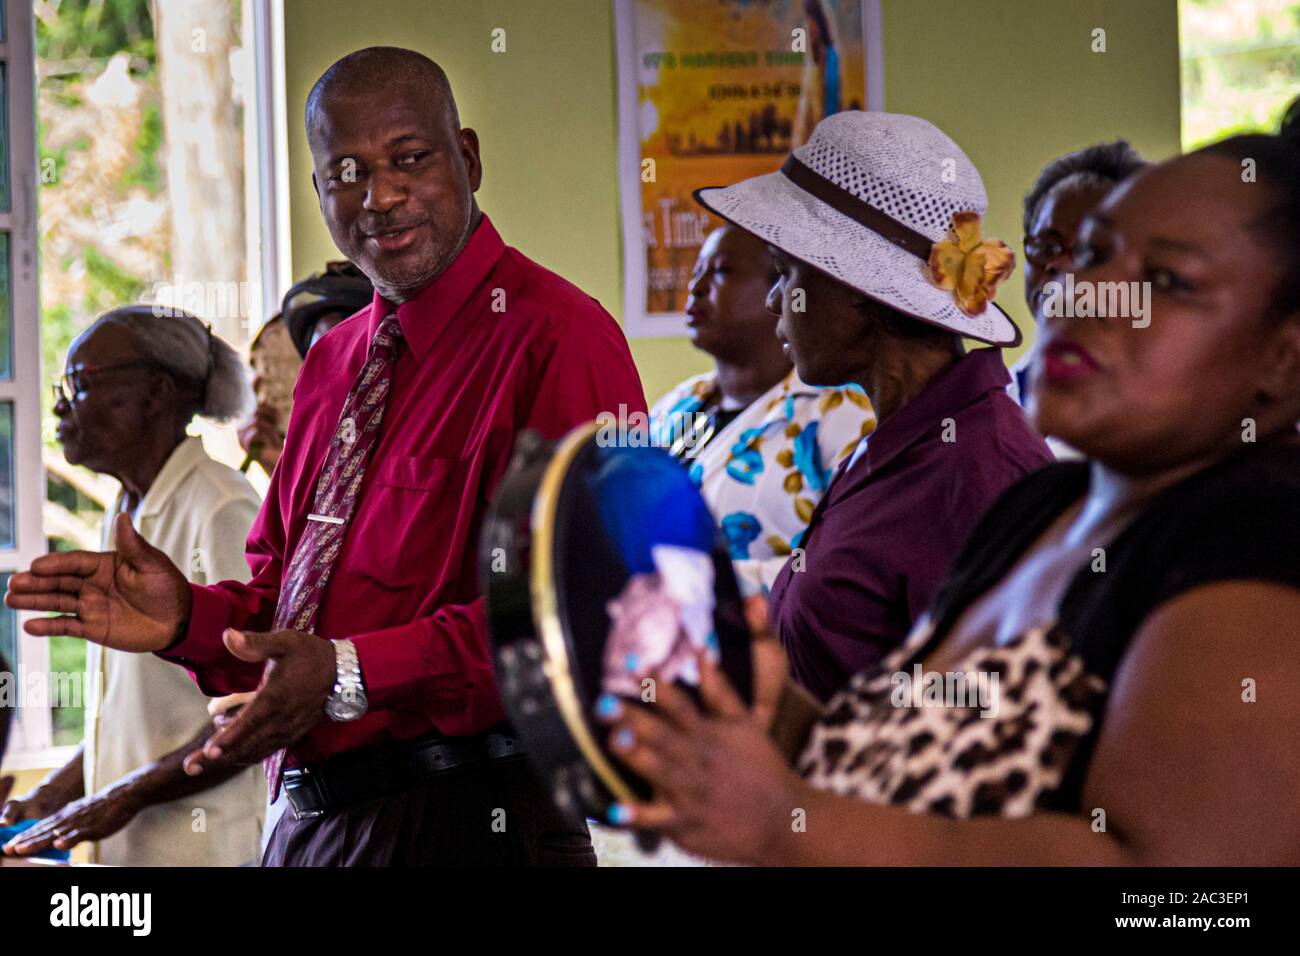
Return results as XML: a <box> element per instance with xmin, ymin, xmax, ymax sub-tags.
<box><xmin>650</xmin><ymin>370</ymin><xmax>876</xmax><ymax>591</ymax></box>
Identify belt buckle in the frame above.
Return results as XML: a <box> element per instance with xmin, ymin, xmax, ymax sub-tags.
<box><xmin>486</xmin><ymin>733</ymin><xmax>519</xmax><ymax>760</ymax></box>
<box><xmin>283</xmin><ymin>766</ymin><xmax>326</xmax><ymax>821</ymax></box>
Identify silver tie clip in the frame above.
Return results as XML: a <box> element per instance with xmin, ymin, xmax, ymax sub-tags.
<box><xmin>307</xmin><ymin>513</ymin><xmax>344</xmax><ymax>525</ymax></box>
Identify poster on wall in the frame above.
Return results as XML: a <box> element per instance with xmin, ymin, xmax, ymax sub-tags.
<box><xmin>615</xmin><ymin>0</ymin><xmax>884</xmax><ymax>338</ymax></box>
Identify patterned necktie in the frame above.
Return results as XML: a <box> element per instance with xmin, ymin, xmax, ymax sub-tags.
<box><xmin>263</xmin><ymin>313</ymin><xmax>404</xmax><ymax>801</ymax></box>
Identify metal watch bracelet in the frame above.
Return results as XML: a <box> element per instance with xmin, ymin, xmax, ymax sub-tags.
<box><xmin>325</xmin><ymin>638</ymin><xmax>368</xmax><ymax>721</ymax></box>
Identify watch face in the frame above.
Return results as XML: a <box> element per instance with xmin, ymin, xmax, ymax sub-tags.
<box><xmin>326</xmin><ymin>689</ymin><xmax>368</xmax><ymax>722</ymax></box>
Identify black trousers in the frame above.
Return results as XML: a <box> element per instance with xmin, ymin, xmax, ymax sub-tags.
<box><xmin>262</xmin><ymin>755</ymin><xmax>595</xmax><ymax>866</ymax></box>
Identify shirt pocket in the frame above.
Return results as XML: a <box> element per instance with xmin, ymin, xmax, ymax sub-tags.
<box><xmin>371</xmin><ymin>454</ymin><xmax>468</xmax><ymax>492</ymax></box>
<box><xmin>357</xmin><ymin>455</ymin><xmax>471</xmax><ymax>589</ymax></box>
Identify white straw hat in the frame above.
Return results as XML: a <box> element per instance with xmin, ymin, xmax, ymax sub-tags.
<box><xmin>694</xmin><ymin>111</ymin><xmax>1020</xmax><ymax>346</ymax></box>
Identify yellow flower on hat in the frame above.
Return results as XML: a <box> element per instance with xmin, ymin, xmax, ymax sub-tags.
<box><xmin>928</xmin><ymin>212</ymin><xmax>1015</xmax><ymax>317</ymax></box>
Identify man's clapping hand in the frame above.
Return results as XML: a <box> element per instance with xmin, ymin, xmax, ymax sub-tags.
<box><xmin>4</xmin><ymin>512</ymin><xmax>190</xmax><ymax>652</ymax></box>
<box><xmin>181</xmin><ymin>628</ymin><xmax>337</xmax><ymax>776</ymax></box>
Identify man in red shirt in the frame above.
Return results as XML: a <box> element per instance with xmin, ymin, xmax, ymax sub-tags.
<box><xmin>6</xmin><ymin>47</ymin><xmax>646</xmax><ymax>866</ymax></box>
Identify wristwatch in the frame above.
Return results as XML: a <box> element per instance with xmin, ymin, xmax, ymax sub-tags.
<box><xmin>324</xmin><ymin>638</ymin><xmax>368</xmax><ymax>721</ymax></box>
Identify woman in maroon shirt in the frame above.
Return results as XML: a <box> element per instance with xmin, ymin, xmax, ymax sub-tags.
<box><xmin>693</xmin><ymin>111</ymin><xmax>1052</xmax><ymax>703</ymax></box>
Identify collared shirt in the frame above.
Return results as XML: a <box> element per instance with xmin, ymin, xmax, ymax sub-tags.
<box><xmin>768</xmin><ymin>348</ymin><xmax>1054</xmax><ymax>703</ymax></box>
<box><xmin>85</xmin><ymin>436</ymin><xmax>265</xmax><ymax>866</ymax></box>
<box><xmin>160</xmin><ymin>215</ymin><xmax>647</xmax><ymax>765</ymax></box>
<box><xmin>649</xmin><ymin>369</ymin><xmax>875</xmax><ymax>592</ymax></box>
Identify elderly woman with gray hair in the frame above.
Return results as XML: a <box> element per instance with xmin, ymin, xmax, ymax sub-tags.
<box><xmin>0</xmin><ymin>305</ymin><xmax>267</xmax><ymax>866</ymax></box>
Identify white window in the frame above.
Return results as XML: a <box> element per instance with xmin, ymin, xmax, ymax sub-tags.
<box><xmin>1</xmin><ymin>0</ymin><xmax>60</xmax><ymax>767</ymax></box>
<box><xmin>3</xmin><ymin>1</ymin><xmax>285</xmax><ymax>768</ymax></box>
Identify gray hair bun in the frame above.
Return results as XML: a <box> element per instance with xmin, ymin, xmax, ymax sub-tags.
<box><xmin>100</xmin><ymin>305</ymin><xmax>254</xmax><ymax>424</ymax></box>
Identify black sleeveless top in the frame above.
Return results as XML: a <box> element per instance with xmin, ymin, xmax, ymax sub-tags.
<box><xmin>797</xmin><ymin>441</ymin><xmax>1300</xmax><ymax>818</ymax></box>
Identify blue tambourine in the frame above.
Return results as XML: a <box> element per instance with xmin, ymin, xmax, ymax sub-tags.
<box><xmin>481</xmin><ymin>421</ymin><xmax>753</xmax><ymax>823</ymax></box>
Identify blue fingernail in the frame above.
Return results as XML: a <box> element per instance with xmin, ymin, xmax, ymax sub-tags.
<box><xmin>614</xmin><ymin>728</ymin><xmax>634</xmax><ymax>751</ymax></box>
<box><xmin>625</xmin><ymin>652</ymin><xmax>640</xmax><ymax>671</ymax></box>
<box><xmin>596</xmin><ymin>693</ymin><xmax>622</xmax><ymax>719</ymax></box>
<box><xmin>608</xmin><ymin>802</ymin><xmax>634</xmax><ymax>825</ymax></box>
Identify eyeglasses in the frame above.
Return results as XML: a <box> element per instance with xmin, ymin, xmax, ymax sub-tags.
<box><xmin>1023</xmin><ymin>234</ymin><xmax>1072</xmax><ymax>268</ymax></box>
<box><xmin>52</xmin><ymin>361</ymin><xmax>160</xmax><ymax>406</ymax></box>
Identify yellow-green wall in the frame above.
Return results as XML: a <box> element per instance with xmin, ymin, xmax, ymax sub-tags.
<box><xmin>283</xmin><ymin>0</ymin><xmax>1181</xmax><ymax>402</ymax></box>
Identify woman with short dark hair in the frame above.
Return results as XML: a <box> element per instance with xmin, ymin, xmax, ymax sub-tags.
<box><xmin>1022</xmin><ymin>140</ymin><xmax>1147</xmax><ymax>317</ymax></box>
<box><xmin>1015</xmin><ymin>141</ymin><xmax>1147</xmax><ymax>413</ymax></box>
<box><xmin>650</xmin><ymin>223</ymin><xmax>875</xmax><ymax>593</ymax></box>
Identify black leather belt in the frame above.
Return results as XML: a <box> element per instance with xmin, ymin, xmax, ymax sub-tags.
<box><xmin>282</xmin><ymin>729</ymin><xmax>525</xmax><ymax>820</ymax></box>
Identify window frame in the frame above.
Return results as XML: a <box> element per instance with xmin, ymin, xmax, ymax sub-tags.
<box><xmin>3</xmin><ymin>1</ymin><xmax>286</xmax><ymax>768</ymax></box>
<box><xmin>250</xmin><ymin>0</ymin><xmax>291</xmax><ymax>329</ymax></box>
<box><xmin>0</xmin><ymin>0</ymin><xmax>68</xmax><ymax>768</ymax></box>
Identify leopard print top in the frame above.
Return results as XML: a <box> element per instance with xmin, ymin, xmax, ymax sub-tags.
<box><xmin>796</xmin><ymin>444</ymin><xmax>1300</xmax><ymax>819</ymax></box>
<box><xmin>797</xmin><ymin>619</ymin><xmax>1107</xmax><ymax>818</ymax></box>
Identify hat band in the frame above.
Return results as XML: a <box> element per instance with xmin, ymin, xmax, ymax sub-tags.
<box><xmin>780</xmin><ymin>156</ymin><xmax>935</xmax><ymax>262</ymax></box>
